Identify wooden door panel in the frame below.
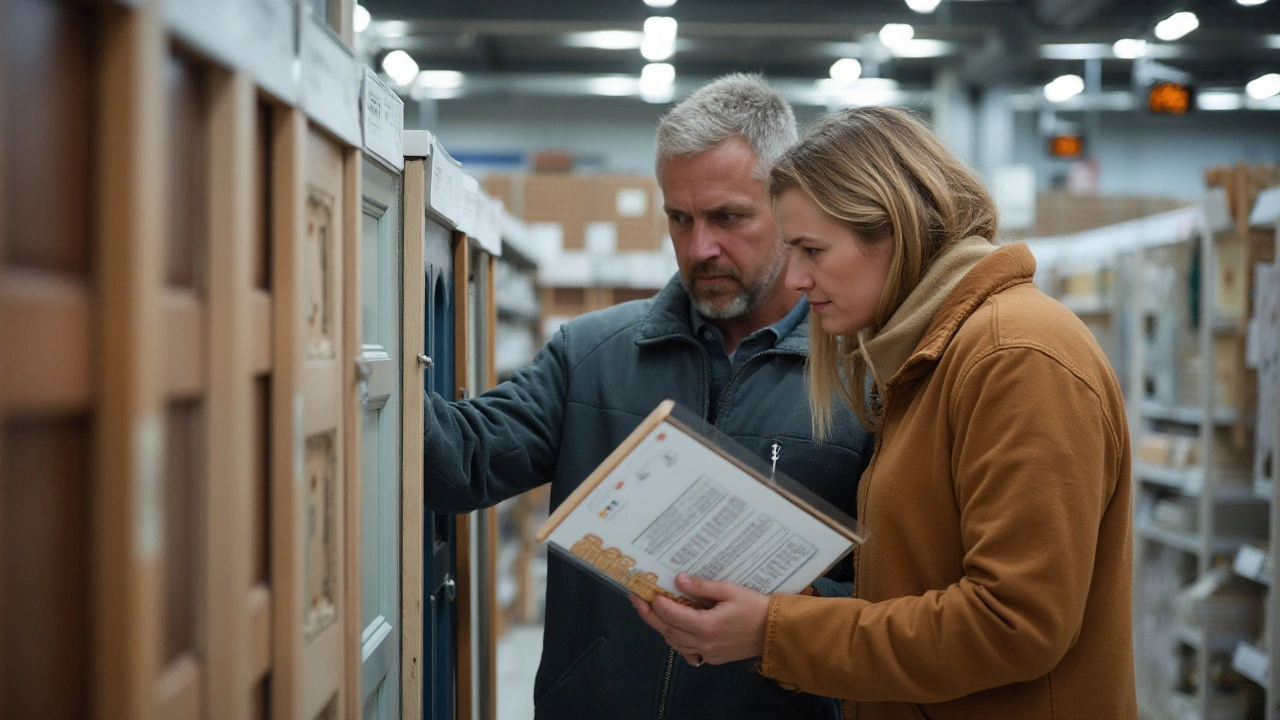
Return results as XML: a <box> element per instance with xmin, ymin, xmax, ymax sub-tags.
<box><xmin>164</xmin><ymin>51</ymin><xmax>209</xmax><ymax>290</ymax></box>
<box><xmin>305</xmin><ymin>186</ymin><xmax>338</xmax><ymax>360</ymax></box>
<box><xmin>252</xmin><ymin>376</ymin><xmax>272</xmax><ymax>586</ymax></box>
<box><xmin>0</xmin><ymin>274</ymin><xmax>93</xmax><ymax>414</ymax></box>
<box><xmin>1</xmin><ymin>417</ymin><xmax>92</xmax><ymax>720</ymax></box>
<box><xmin>254</xmin><ymin>102</ymin><xmax>273</xmax><ymax>292</ymax></box>
<box><xmin>2</xmin><ymin>0</ymin><xmax>94</xmax><ymax>275</ymax></box>
<box><xmin>295</xmin><ymin>124</ymin><xmax>348</xmax><ymax>719</ymax></box>
<box><xmin>161</xmin><ymin>400</ymin><xmax>204</xmax><ymax>664</ymax></box>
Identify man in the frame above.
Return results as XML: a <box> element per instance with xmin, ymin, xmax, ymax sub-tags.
<box><xmin>423</xmin><ymin>73</ymin><xmax>873</xmax><ymax>719</ymax></box>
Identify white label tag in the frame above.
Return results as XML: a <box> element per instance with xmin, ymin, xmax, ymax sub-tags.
<box><xmin>1234</xmin><ymin>546</ymin><xmax>1267</xmax><ymax>581</ymax></box>
<box><xmin>585</xmin><ymin>222</ymin><xmax>618</xmax><ymax>255</ymax></box>
<box><xmin>616</xmin><ymin>188</ymin><xmax>649</xmax><ymax>218</ymax></box>
<box><xmin>301</xmin><ymin>19</ymin><xmax>362</xmax><ymax>146</ymax></box>
<box><xmin>362</xmin><ymin>68</ymin><xmax>404</xmax><ymax>170</ymax></box>
<box><xmin>134</xmin><ymin>413</ymin><xmax>163</xmax><ymax>560</ymax></box>
<box><xmin>426</xmin><ymin>140</ymin><xmax>466</xmax><ymax>228</ymax></box>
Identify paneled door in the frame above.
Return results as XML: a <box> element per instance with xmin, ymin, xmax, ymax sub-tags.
<box><xmin>357</xmin><ymin>158</ymin><xmax>402</xmax><ymax>720</ymax></box>
<box><xmin>401</xmin><ymin>156</ymin><xmax>459</xmax><ymax>720</ymax></box>
<box><xmin>422</xmin><ymin>222</ymin><xmax>458</xmax><ymax>720</ymax></box>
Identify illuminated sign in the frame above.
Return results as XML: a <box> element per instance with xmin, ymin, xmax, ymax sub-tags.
<box><xmin>1149</xmin><ymin>82</ymin><xmax>1195</xmax><ymax>114</ymax></box>
<box><xmin>1048</xmin><ymin>134</ymin><xmax>1086</xmax><ymax>159</ymax></box>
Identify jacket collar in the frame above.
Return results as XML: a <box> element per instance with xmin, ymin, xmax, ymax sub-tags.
<box><xmin>891</xmin><ymin>243</ymin><xmax>1036</xmax><ymax>385</ymax></box>
<box><xmin>635</xmin><ymin>273</ymin><xmax>810</xmax><ymax>353</ymax></box>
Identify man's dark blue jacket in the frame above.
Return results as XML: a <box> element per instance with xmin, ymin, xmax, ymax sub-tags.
<box><xmin>424</xmin><ymin>274</ymin><xmax>873</xmax><ymax>719</ymax></box>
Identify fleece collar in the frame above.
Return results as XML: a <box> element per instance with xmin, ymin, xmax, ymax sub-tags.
<box><xmin>863</xmin><ymin>236</ymin><xmax>996</xmax><ymax>388</ymax></box>
<box><xmin>885</xmin><ymin>242</ymin><xmax>1037</xmax><ymax>386</ymax></box>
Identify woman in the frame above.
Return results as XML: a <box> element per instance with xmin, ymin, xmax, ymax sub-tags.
<box><xmin>630</xmin><ymin>106</ymin><xmax>1137</xmax><ymax>719</ymax></box>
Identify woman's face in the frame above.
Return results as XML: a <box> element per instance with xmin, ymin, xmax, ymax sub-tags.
<box><xmin>778</xmin><ymin>188</ymin><xmax>895</xmax><ymax>336</ymax></box>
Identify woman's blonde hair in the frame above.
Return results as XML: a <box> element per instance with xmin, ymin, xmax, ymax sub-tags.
<box><xmin>769</xmin><ymin>106</ymin><xmax>998</xmax><ymax>434</ymax></box>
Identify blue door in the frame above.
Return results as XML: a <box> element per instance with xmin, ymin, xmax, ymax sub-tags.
<box><xmin>422</xmin><ymin>223</ymin><xmax>457</xmax><ymax>719</ymax></box>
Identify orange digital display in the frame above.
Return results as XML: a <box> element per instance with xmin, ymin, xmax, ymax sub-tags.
<box><xmin>1149</xmin><ymin>82</ymin><xmax>1194</xmax><ymax>114</ymax></box>
<box><xmin>1048</xmin><ymin>134</ymin><xmax>1085</xmax><ymax>159</ymax></box>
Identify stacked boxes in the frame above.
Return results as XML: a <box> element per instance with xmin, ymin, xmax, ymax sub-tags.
<box><xmin>483</xmin><ymin>172</ymin><xmax>667</xmax><ymax>253</ymax></box>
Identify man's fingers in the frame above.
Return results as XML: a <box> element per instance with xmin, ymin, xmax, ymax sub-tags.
<box><xmin>630</xmin><ymin>594</ymin><xmax>672</xmax><ymax>637</ymax></box>
<box><xmin>650</xmin><ymin>593</ymin><xmax>704</xmax><ymax>628</ymax></box>
<box><xmin>676</xmin><ymin>573</ymin><xmax>736</xmax><ymax>603</ymax></box>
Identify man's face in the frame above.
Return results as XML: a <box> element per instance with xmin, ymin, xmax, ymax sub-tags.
<box><xmin>660</xmin><ymin>137</ymin><xmax>787</xmax><ymax>320</ymax></box>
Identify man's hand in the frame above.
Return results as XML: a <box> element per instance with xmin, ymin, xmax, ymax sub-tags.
<box><xmin>629</xmin><ymin>573</ymin><xmax>770</xmax><ymax>667</ymax></box>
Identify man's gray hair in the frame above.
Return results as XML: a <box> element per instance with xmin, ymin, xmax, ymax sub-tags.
<box><xmin>655</xmin><ymin>73</ymin><xmax>798</xmax><ymax>180</ymax></box>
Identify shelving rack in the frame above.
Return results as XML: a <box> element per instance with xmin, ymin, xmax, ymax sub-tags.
<box><xmin>1226</xmin><ymin>185</ymin><xmax>1280</xmax><ymax>717</ymax></box>
<box><xmin>1028</xmin><ymin>188</ymin><xmax>1277</xmax><ymax>720</ymax></box>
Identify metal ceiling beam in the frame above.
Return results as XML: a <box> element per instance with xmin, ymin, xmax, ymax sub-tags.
<box><xmin>1032</xmin><ymin>0</ymin><xmax>1114</xmax><ymax>29</ymax></box>
<box><xmin>362</xmin><ymin>0</ymin><xmax>1033</xmax><ymax>32</ymax></box>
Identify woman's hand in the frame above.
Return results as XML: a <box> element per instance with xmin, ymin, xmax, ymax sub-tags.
<box><xmin>629</xmin><ymin>573</ymin><xmax>771</xmax><ymax>667</ymax></box>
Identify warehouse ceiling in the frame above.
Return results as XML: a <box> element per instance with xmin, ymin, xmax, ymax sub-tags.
<box><xmin>357</xmin><ymin>0</ymin><xmax>1280</xmax><ymax>107</ymax></box>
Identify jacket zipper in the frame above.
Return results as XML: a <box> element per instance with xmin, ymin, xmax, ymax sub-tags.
<box><xmin>653</xmin><ymin>345</ymin><xmax>801</xmax><ymax>716</ymax></box>
<box><xmin>716</xmin><ymin>348</ymin><xmax>803</xmax><ymax>423</ymax></box>
<box><xmin>656</xmin><ymin>649</ymin><xmax>676</xmax><ymax>719</ymax></box>
<box><xmin>656</xmin><ymin>338</ymin><xmax>712</xmax><ymax>717</ymax></box>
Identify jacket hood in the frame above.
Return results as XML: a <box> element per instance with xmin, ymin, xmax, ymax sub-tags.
<box><xmin>634</xmin><ymin>273</ymin><xmax>810</xmax><ymax>353</ymax></box>
<box><xmin>893</xmin><ymin>243</ymin><xmax>1036</xmax><ymax>386</ymax></box>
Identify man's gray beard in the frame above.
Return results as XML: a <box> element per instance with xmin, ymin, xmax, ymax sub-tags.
<box><xmin>691</xmin><ymin>289</ymin><xmax>750</xmax><ymax>320</ymax></box>
<box><xmin>683</xmin><ymin>254</ymin><xmax>786</xmax><ymax>321</ymax></box>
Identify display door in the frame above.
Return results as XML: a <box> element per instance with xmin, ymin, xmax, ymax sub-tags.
<box><xmin>357</xmin><ymin>158</ymin><xmax>402</xmax><ymax>720</ymax></box>
<box><xmin>423</xmin><ymin>220</ymin><xmax>458</xmax><ymax>720</ymax></box>
<box><xmin>1</xmin><ymin>2</ymin><xmax>100</xmax><ymax>717</ymax></box>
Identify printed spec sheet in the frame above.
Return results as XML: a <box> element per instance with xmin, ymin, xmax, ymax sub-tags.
<box><xmin>545</xmin><ymin>420</ymin><xmax>854</xmax><ymax>602</ymax></box>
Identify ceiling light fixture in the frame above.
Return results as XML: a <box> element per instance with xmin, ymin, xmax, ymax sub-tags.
<box><xmin>640</xmin><ymin>62</ymin><xmax>676</xmax><ymax>103</ymax></box>
<box><xmin>891</xmin><ymin>39</ymin><xmax>953</xmax><ymax>58</ymax></box>
<box><xmin>879</xmin><ymin>23</ymin><xmax>915</xmax><ymax>49</ymax></box>
<box><xmin>1246</xmin><ymin>73</ymin><xmax>1280</xmax><ymax>99</ymax></box>
<box><xmin>417</xmin><ymin>70</ymin><xmax>465</xmax><ymax>89</ymax></box>
<box><xmin>1197</xmin><ymin>91</ymin><xmax>1244</xmax><ymax>110</ymax></box>
<box><xmin>905</xmin><ymin>0</ymin><xmax>942</xmax><ymax>12</ymax></box>
<box><xmin>1112</xmin><ymin>38</ymin><xmax>1147</xmax><ymax>59</ymax></box>
<box><xmin>641</xmin><ymin>16</ymin><xmax>678</xmax><ymax>61</ymax></box>
<box><xmin>1043</xmin><ymin>74</ymin><xmax>1085</xmax><ymax>103</ymax></box>
<box><xmin>1154</xmin><ymin>11</ymin><xmax>1199</xmax><ymax>41</ymax></box>
<box><xmin>567</xmin><ymin>30</ymin><xmax>644</xmax><ymax>50</ymax></box>
<box><xmin>1236</xmin><ymin>0</ymin><xmax>1268</xmax><ymax>6</ymax></box>
<box><xmin>830</xmin><ymin>58</ymin><xmax>863</xmax><ymax>85</ymax></box>
<box><xmin>644</xmin><ymin>0</ymin><xmax>677</xmax><ymax>6</ymax></box>
<box><xmin>589</xmin><ymin>76</ymin><xmax>639</xmax><ymax>97</ymax></box>
<box><xmin>353</xmin><ymin>4</ymin><xmax>371</xmax><ymax>33</ymax></box>
<box><xmin>381</xmin><ymin>50</ymin><xmax>420</xmax><ymax>86</ymax></box>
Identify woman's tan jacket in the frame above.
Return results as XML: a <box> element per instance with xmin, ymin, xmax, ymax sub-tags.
<box><xmin>760</xmin><ymin>244</ymin><xmax>1137</xmax><ymax>719</ymax></box>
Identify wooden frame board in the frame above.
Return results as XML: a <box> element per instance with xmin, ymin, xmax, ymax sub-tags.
<box><xmin>94</xmin><ymin>3</ymin><xmax>166</xmax><ymax>717</ymax></box>
<box><xmin>483</xmin><ymin>254</ymin><xmax>500</xmax><ymax>720</ymax></box>
<box><xmin>269</xmin><ymin>104</ymin><xmax>306</xmax><ymax>720</ymax></box>
<box><xmin>342</xmin><ymin>144</ymin><xmax>363</xmax><ymax>720</ymax></box>
<box><xmin>453</xmin><ymin>233</ymin><xmax>474</xmax><ymax>720</ymax></box>
<box><xmin>400</xmin><ymin>157</ymin><xmax>427</xmax><ymax>720</ymax></box>
<box><xmin>202</xmin><ymin>67</ymin><xmax>255</xmax><ymax>720</ymax></box>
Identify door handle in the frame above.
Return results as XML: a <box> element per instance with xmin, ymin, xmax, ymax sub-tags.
<box><xmin>417</xmin><ymin>354</ymin><xmax>434</xmax><ymax>369</ymax></box>
<box><xmin>354</xmin><ymin>357</ymin><xmax>373</xmax><ymax>381</ymax></box>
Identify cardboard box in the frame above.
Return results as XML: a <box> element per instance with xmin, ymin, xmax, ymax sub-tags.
<box><xmin>494</xmin><ymin>173</ymin><xmax>666</xmax><ymax>253</ymax></box>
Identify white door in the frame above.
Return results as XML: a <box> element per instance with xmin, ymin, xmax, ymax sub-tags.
<box><xmin>358</xmin><ymin>158</ymin><xmax>401</xmax><ymax>720</ymax></box>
